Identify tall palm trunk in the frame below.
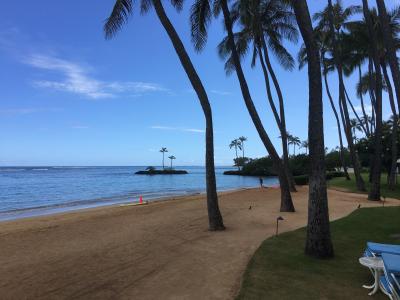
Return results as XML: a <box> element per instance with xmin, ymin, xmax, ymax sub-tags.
<box><xmin>261</xmin><ymin>39</ymin><xmax>296</xmax><ymax>192</ymax></box>
<box><xmin>376</xmin><ymin>0</ymin><xmax>400</xmax><ymax>111</ymax></box>
<box><xmin>322</xmin><ymin>60</ymin><xmax>350</xmax><ymax>180</ymax></box>
<box><xmin>362</xmin><ymin>0</ymin><xmax>383</xmax><ymax>201</ymax></box>
<box><xmin>235</xmin><ymin>146</ymin><xmax>240</xmax><ymax>170</ymax></box>
<box><xmin>220</xmin><ymin>0</ymin><xmax>295</xmax><ymax>212</ymax></box>
<box><xmin>153</xmin><ymin>0</ymin><xmax>224</xmax><ymax>230</ymax></box>
<box><xmin>292</xmin><ymin>0</ymin><xmax>333</xmax><ymax>258</ymax></box>
<box><xmin>382</xmin><ymin>62</ymin><xmax>398</xmax><ymax>190</ymax></box>
<box><xmin>358</xmin><ymin>65</ymin><xmax>371</xmax><ymax>137</ymax></box>
<box><xmin>257</xmin><ymin>42</ymin><xmax>296</xmax><ymax>192</ymax></box>
<box><xmin>328</xmin><ymin>0</ymin><xmax>366</xmax><ymax>192</ymax></box>
<box><xmin>162</xmin><ymin>152</ymin><xmax>165</xmax><ymax>169</ymax></box>
<box><xmin>368</xmin><ymin>57</ymin><xmax>377</xmax><ymax>134</ymax></box>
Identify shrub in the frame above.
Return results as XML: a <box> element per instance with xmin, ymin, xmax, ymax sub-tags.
<box><xmin>289</xmin><ymin>154</ymin><xmax>310</xmax><ymax>176</ymax></box>
<box><xmin>328</xmin><ymin>171</ymin><xmax>345</xmax><ymax>178</ymax></box>
<box><xmin>241</xmin><ymin>156</ymin><xmax>277</xmax><ymax>176</ymax></box>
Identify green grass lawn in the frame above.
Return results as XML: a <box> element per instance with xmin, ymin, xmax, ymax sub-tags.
<box><xmin>328</xmin><ymin>173</ymin><xmax>400</xmax><ymax>200</ymax></box>
<box><xmin>236</xmin><ymin>207</ymin><xmax>400</xmax><ymax>300</ymax></box>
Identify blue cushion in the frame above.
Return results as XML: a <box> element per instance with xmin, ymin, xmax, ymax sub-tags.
<box><xmin>382</xmin><ymin>253</ymin><xmax>400</xmax><ymax>297</ymax></box>
<box><xmin>382</xmin><ymin>253</ymin><xmax>400</xmax><ymax>275</ymax></box>
<box><xmin>367</xmin><ymin>242</ymin><xmax>400</xmax><ymax>256</ymax></box>
<box><xmin>364</xmin><ymin>248</ymin><xmax>374</xmax><ymax>257</ymax></box>
<box><xmin>391</xmin><ymin>273</ymin><xmax>400</xmax><ymax>296</ymax></box>
<box><xmin>380</xmin><ymin>275</ymin><xmax>391</xmax><ymax>294</ymax></box>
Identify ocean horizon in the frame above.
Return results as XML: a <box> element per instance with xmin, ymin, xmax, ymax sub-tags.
<box><xmin>0</xmin><ymin>166</ymin><xmax>278</xmax><ymax>221</ymax></box>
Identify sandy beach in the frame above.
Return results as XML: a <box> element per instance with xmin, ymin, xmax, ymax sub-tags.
<box><xmin>0</xmin><ymin>187</ymin><xmax>397</xmax><ymax>299</ymax></box>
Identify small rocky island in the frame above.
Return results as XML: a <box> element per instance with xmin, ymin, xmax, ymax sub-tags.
<box><xmin>136</xmin><ymin>148</ymin><xmax>188</xmax><ymax>175</ymax></box>
<box><xmin>135</xmin><ymin>169</ymin><xmax>188</xmax><ymax>175</ymax></box>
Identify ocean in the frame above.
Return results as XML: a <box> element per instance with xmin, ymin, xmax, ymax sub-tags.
<box><xmin>0</xmin><ymin>166</ymin><xmax>278</xmax><ymax>221</ymax></box>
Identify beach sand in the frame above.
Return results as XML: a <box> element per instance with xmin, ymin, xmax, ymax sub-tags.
<box><xmin>0</xmin><ymin>187</ymin><xmax>397</xmax><ymax>299</ymax></box>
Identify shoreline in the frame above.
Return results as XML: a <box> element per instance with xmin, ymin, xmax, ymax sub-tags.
<box><xmin>0</xmin><ymin>187</ymin><xmax>397</xmax><ymax>299</ymax></box>
<box><xmin>0</xmin><ymin>186</ymin><xmax>258</xmax><ymax>224</ymax></box>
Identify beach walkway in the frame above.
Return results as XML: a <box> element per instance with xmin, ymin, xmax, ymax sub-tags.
<box><xmin>0</xmin><ymin>187</ymin><xmax>396</xmax><ymax>299</ymax></box>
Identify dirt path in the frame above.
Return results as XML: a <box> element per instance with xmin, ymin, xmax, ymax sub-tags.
<box><xmin>0</xmin><ymin>187</ymin><xmax>396</xmax><ymax>299</ymax></box>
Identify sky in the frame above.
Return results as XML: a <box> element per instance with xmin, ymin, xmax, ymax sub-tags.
<box><xmin>0</xmin><ymin>0</ymin><xmax>398</xmax><ymax>166</ymax></box>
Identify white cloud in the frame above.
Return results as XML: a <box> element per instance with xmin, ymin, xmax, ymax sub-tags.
<box><xmin>210</xmin><ymin>89</ymin><xmax>231</xmax><ymax>96</ymax></box>
<box><xmin>150</xmin><ymin>125</ymin><xmax>205</xmax><ymax>133</ymax></box>
<box><xmin>24</xmin><ymin>54</ymin><xmax>168</xmax><ymax>99</ymax></box>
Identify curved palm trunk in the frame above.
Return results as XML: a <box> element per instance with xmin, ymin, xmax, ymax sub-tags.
<box><xmin>382</xmin><ymin>62</ymin><xmax>398</xmax><ymax>190</ymax></box>
<box><xmin>220</xmin><ymin>0</ymin><xmax>295</xmax><ymax>212</ymax></box>
<box><xmin>257</xmin><ymin>43</ymin><xmax>296</xmax><ymax>192</ymax></box>
<box><xmin>323</xmin><ymin>67</ymin><xmax>350</xmax><ymax>180</ymax></box>
<box><xmin>363</xmin><ymin>0</ymin><xmax>383</xmax><ymax>201</ymax></box>
<box><xmin>261</xmin><ymin>39</ymin><xmax>296</xmax><ymax>192</ymax></box>
<box><xmin>344</xmin><ymin>85</ymin><xmax>368</xmax><ymax>136</ymax></box>
<box><xmin>327</xmin><ymin>0</ymin><xmax>365</xmax><ymax>192</ymax></box>
<box><xmin>153</xmin><ymin>0</ymin><xmax>224</xmax><ymax>230</ymax></box>
<box><xmin>376</xmin><ymin>0</ymin><xmax>400</xmax><ymax>111</ymax></box>
<box><xmin>338</xmin><ymin>63</ymin><xmax>365</xmax><ymax>190</ymax></box>
<box><xmin>292</xmin><ymin>0</ymin><xmax>333</xmax><ymax>258</ymax></box>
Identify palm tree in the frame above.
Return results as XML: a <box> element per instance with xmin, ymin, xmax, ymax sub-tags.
<box><xmin>288</xmin><ymin>134</ymin><xmax>301</xmax><ymax>155</ymax></box>
<box><xmin>168</xmin><ymin>155</ymin><xmax>176</xmax><ymax>169</ymax></box>
<box><xmin>191</xmin><ymin>0</ymin><xmax>295</xmax><ymax>212</ymax></box>
<box><xmin>238</xmin><ymin>136</ymin><xmax>247</xmax><ymax>158</ymax></box>
<box><xmin>291</xmin><ymin>0</ymin><xmax>333</xmax><ymax>258</ymax></box>
<box><xmin>382</xmin><ymin>62</ymin><xmax>399</xmax><ymax>190</ymax></box>
<box><xmin>216</xmin><ymin>0</ymin><xmax>298</xmax><ymax>192</ymax></box>
<box><xmin>159</xmin><ymin>147</ymin><xmax>168</xmax><ymax>169</ymax></box>
<box><xmin>104</xmin><ymin>0</ymin><xmax>224</xmax><ymax>230</ymax></box>
<box><xmin>315</xmin><ymin>0</ymin><xmax>366</xmax><ymax>192</ymax></box>
<box><xmin>376</xmin><ymin>0</ymin><xmax>400</xmax><ymax>111</ymax></box>
<box><xmin>298</xmin><ymin>30</ymin><xmax>350</xmax><ymax>180</ymax></box>
<box><xmin>301</xmin><ymin>140</ymin><xmax>309</xmax><ymax>154</ymax></box>
<box><xmin>229</xmin><ymin>139</ymin><xmax>242</xmax><ymax>170</ymax></box>
<box><xmin>361</xmin><ymin>0</ymin><xmax>383</xmax><ymax>201</ymax></box>
<box><xmin>349</xmin><ymin>118</ymin><xmax>362</xmax><ymax>141</ymax></box>
<box><xmin>346</xmin><ymin>7</ymin><xmax>400</xmax><ymax>189</ymax></box>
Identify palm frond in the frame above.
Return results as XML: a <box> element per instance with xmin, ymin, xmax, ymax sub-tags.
<box><xmin>104</xmin><ymin>0</ymin><xmax>133</xmax><ymax>39</ymax></box>
<box><xmin>190</xmin><ymin>0</ymin><xmax>212</xmax><ymax>51</ymax></box>
<box><xmin>267</xmin><ymin>34</ymin><xmax>295</xmax><ymax>70</ymax></box>
<box><xmin>297</xmin><ymin>43</ymin><xmax>307</xmax><ymax>70</ymax></box>
<box><xmin>170</xmin><ymin>0</ymin><xmax>183</xmax><ymax>11</ymax></box>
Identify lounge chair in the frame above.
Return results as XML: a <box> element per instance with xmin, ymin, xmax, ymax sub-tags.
<box><xmin>380</xmin><ymin>253</ymin><xmax>400</xmax><ymax>300</ymax></box>
<box><xmin>364</xmin><ymin>242</ymin><xmax>400</xmax><ymax>257</ymax></box>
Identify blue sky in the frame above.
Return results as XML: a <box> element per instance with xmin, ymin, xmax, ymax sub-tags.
<box><xmin>0</xmin><ymin>0</ymin><xmax>397</xmax><ymax>166</ymax></box>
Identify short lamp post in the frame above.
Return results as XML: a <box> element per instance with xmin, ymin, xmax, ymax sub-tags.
<box><xmin>276</xmin><ymin>216</ymin><xmax>284</xmax><ymax>236</ymax></box>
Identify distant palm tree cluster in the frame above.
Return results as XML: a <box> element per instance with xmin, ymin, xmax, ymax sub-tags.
<box><xmin>104</xmin><ymin>0</ymin><xmax>399</xmax><ymax>257</ymax></box>
<box><xmin>229</xmin><ymin>136</ymin><xmax>247</xmax><ymax>170</ymax></box>
<box><xmin>280</xmin><ymin>132</ymin><xmax>308</xmax><ymax>156</ymax></box>
<box><xmin>159</xmin><ymin>147</ymin><xmax>177</xmax><ymax>170</ymax></box>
